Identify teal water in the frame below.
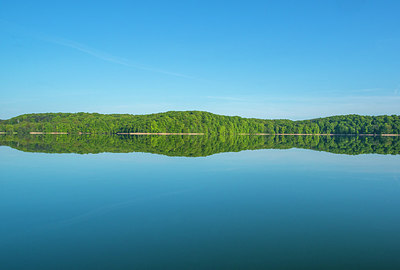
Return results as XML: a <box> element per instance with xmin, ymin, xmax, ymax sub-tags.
<box><xmin>1</xmin><ymin>136</ymin><xmax>400</xmax><ymax>269</ymax></box>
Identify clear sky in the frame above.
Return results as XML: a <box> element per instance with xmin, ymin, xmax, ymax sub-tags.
<box><xmin>1</xmin><ymin>0</ymin><xmax>399</xmax><ymax>120</ymax></box>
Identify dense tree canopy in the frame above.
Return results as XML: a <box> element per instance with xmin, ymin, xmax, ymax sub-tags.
<box><xmin>0</xmin><ymin>111</ymin><xmax>399</xmax><ymax>135</ymax></box>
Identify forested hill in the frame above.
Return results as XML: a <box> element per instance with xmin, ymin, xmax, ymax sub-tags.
<box><xmin>0</xmin><ymin>111</ymin><xmax>399</xmax><ymax>134</ymax></box>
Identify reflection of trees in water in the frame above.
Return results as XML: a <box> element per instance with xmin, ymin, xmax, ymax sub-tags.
<box><xmin>0</xmin><ymin>135</ymin><xmax>399</xmax><ymax>156</ymax></box>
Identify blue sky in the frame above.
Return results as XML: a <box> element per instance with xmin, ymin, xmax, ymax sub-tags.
<box><xmin>1</xmin><ymin>0</ymin><xmax>399</xmax><ymax>120</ymax></box>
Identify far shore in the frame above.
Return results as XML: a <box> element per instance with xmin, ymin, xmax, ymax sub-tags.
<box><xmin>0</xmin><ymin>131</ymin><xmax>398</xmax><ymax>136</ymax></box>
<box><xmin>117</xmin><ymin>132</ymin><xmax>205</xmax><ymax>135</ymax></box>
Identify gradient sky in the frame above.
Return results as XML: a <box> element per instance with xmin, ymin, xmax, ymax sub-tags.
<box><xmin>1</xmin><ymin>0</ymin><xmax>399</xmax><ymax>120</ymax></box>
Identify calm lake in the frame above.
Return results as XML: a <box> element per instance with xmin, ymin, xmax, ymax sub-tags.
<box><xmin>1</xmin><ymin>135</ymin><xmax>400</xmax><ymax>269</ymax></box>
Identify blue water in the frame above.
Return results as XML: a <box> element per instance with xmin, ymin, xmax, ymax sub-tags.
<box><xmin>1</xmin><ymin>146</ymin><xmax>400</xmax><ymax>269</ymax></box>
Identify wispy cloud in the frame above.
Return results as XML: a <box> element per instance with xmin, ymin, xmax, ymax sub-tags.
<box><xmin>200</xmin><ymin>94</ymin><xmax>400</xmax><ymax>120</ymax></box>
<box><xmin>206</xmin><ymin>93</ymin><xmax>400</xmax><ymax>104</ymax></box>
<box><xmin>348</xmin><ymin>88</ymin><xmax>382</xmax><ymax>93</ymax></box>
<box><xmin>0</xmin><ymin>20</ymin><xmax>194</xmax><ymax>79</ymax></box>
<box><xmin>206</xmin><ymin>96</ymin><xmax>247</xmax><ymax>102</ymax></box>
<box><xmin>43</xmin><ymin>37</ymin><xmax>195</xmax><ymax>79</ymax></box>
<box><xmin>308</xmin><ymin>88</ymin><xmax>384</xmax><ymax>96</ymax></box>
<box><xmin>47</xmin><ymin>38</ymin><xmax>130</xmax><ymax>65</ymax></box>
<box><xmin>394</xmin><ymin>84</ymin><xmax>400</xmax><ymax>96</ymax></box>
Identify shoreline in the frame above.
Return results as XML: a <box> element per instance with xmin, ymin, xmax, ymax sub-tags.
<box><xmin>116</xmin><ymin>132</ymin><xmax>205</xmax><ymax>135</ymax></box>
<box><xmin>0</xmin><ymin>132</ymin><xmax>398</xmax><ymax>136</ymax></box>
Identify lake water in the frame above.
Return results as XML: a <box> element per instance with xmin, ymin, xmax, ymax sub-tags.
<box><xmin>1</xmin><ymin>135</ymin><xmax>400</xmax><ymax>269</ymax></box>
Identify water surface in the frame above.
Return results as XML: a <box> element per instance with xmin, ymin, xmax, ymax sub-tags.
<box><xmin>1</xmin><ymin>136</ymin><xmax>400</xmax><ymax>269</ymax></box>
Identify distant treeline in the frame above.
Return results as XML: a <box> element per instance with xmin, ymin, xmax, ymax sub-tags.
<box><xmin>1</xmin><ymin>134</ymin><xmax>399</xmax><ymax>156</ymax></box>
<box><xmin>0</xmin><ymin>111</ymin><xmax>399</xmax><ymax>134</ymax></box>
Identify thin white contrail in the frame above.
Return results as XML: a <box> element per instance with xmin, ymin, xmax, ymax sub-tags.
<box><xmin>45</xmin><ymin>37</ymin><xmax>195</xmax><ymax>79</ymax></box>
<box><xmin>0</xmin><ymin>20</ymin><xmax>195</xmax><ymax>79</ymax></box>
<box><xmin>49</xmin><ymin>188</ymin><xmax>199</xmax><ymax>227</ymax></box>
<box><xmin>4</xmin><ymin>187</ymin><xmax>201</xmax><ymax>239</ymax></box>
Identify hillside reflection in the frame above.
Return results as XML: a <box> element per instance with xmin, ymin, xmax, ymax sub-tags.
<box><xmin>1</xmin><ymin>135</ymin><xmax>399</xmax><ymax>156</ymax></box>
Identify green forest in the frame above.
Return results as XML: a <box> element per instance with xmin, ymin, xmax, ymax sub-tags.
<box><xmin>1</xmin><ymin>134</ymin><xmax>399</xmax><ymax>156</ymax></box>
<box><xmin>0</xmin><ymin>111</ymin><xmax>399</xmax><ymax>134</ymax></box>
